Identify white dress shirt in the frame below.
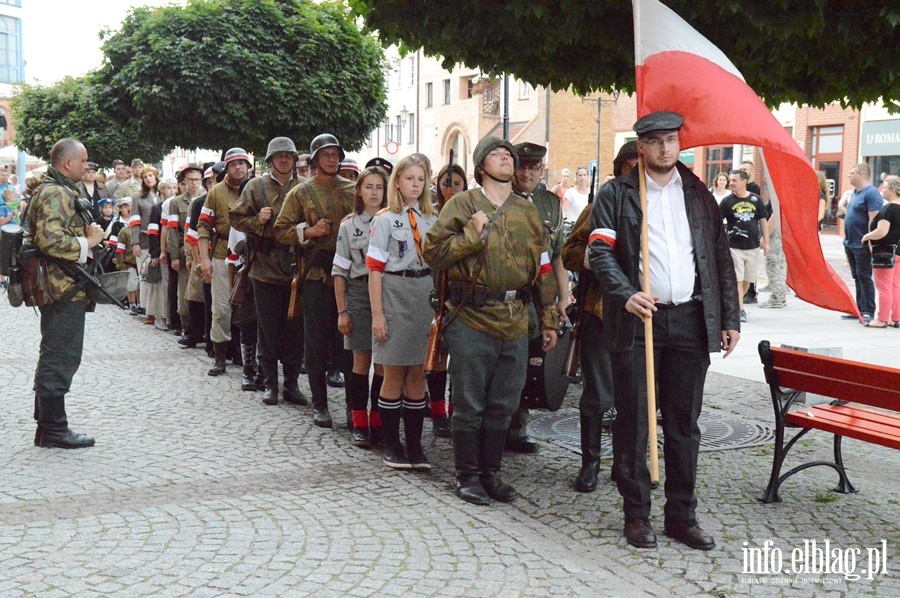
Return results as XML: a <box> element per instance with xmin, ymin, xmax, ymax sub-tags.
<box><xmin>639</xmin><ymin>168</ymin><xmax>696</xmax><ymax>304</ymax></box>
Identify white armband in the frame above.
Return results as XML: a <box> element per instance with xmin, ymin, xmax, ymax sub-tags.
<box><xmin>295</xmin><ymin>222</ymin><xmax>311</xmax><ymax>245</ymax></box>
<box><xmin>76</xmin><ymin>237</ymin><xmax>89</xmax><ymax>264</ymax></box>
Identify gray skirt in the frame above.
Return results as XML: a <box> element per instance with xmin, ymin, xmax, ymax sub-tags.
<box><xmin>372</xmin><ymin>273</ymin><xmax>432</xmax><ymax>366</ymax></box>
<box><xmin>345</xmin><ymin>276</ymin><xmax>373</xmax><ymax>352</ymax></box>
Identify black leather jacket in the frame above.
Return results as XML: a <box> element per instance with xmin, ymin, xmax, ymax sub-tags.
<box><xmin>588</xmin><ymin>162</ymin><xmax>740</xmax><ymax>353</ymax></box>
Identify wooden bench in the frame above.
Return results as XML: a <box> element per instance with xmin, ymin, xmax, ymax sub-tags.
<box><xmin>757</xmin><ymin>340</ymin><xmax>900</xmax><ymax>503</ymax></box>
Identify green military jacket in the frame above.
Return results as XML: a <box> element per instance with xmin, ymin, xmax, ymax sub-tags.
<box><xmin>116</xmin><ymin>224</ymin><xmax>137</xmax><ymax>269</ymax></box>
<box><xmin>115</xmin><ymin>178</ymin><xmax>140</xmax><ymax>200</ymax></box>
<box><xmin>562</xmin><ymin>204</ymin><xmax>603</xmax><ymax>321</ymax></box>
<box><xmin>26</xmin><ymin>167</ymin><xmax>91</xmax><ymax>303</ymax></box>
<box><xmin>166</xmin><ymin>191</ymin><xmax>195</xmax><ymax>263</ymax></box>
<box><xmin>229</xmin><ymin>173</ymin><xmax>299</xmax><ymax>285</ymax></box>
<box><xmin>197</xmin><ymin>178</ymin><xmax>242</xmax><ymax>260</ymax></box>
<box><xmin>272</xmin><ymin>175</ymin><xmax>355</xmax><ymax>285</ymax></box>
<box><xmin>423</xmin><ymin>189</ymin><xmax>558</xmax><ymax>341</ymax></box>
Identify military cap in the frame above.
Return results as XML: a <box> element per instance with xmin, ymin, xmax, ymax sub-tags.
<box><xmin>513</xmin><ymin>142</ymin><xmax>546</xmax><ymax>164</ymax></box>
<box><xmin>365</xmin><ymin>157</ymin><xmax>393</xmax><ymax>174</ymax></box>
<box><xmin>633</xmin><ymin>111</ymin><xmax>684</xmax><ymax>138</ymax></box>
<box><xmin>85</xmin><ymin>161</ymin><xmax>98</xmax><ymax>171</ymax></box>
<box><xmin>116</xmin><ymin>196</ymin><xmax>132</xmax><ymax>206</ymax></box>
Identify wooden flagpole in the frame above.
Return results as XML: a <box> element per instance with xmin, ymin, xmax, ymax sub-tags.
<box><xmin>637</xmin><ymin>154</ymin><xmax>660</xmax><ymax>484</ymax></box>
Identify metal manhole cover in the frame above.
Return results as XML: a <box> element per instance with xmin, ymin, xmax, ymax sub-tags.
<box><xmin>528</xmin><ymin>409</ymin><xmax>774</xmax><ymax>457</ymax></box>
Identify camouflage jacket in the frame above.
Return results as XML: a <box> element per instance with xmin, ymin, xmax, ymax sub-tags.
<box><xmin>198</xmin><ymin>179</ymin><xmax>242</xmax><ymax>260</ymax></box>
<box><xmin>229</xmin><ymin>173</ymin><xmax>299</xmax><ymax>285</ymax></box>
<box><xmin>561</xmin><ymin>204</ymin><xmax>603</xmax><ymax>321</ymax></box>
<box><xmin>272</xmin><ymin>175</ymin><xmax>355</xmax><ymax>285</ymax></box>
<box><xmin>423</xmin><ymin>189</ymin><xmax>558</xmax><ymax>341</ymax></box>
<box><xmin>26</xmin><ymin>167</ymin><xmax>92</xmax><ymax>303</ymax></box>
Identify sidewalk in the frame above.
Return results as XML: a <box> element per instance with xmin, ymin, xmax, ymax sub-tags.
<box><xmin>0</xmin><ymin>233</ymin><xmax>896</xmax><ymax>597</ymax></box>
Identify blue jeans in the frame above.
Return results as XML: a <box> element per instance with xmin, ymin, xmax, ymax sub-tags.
<box><xmin>845</xmin><ymin>244</ymin><xmax>876</xmax><ymax>316</ymax></box>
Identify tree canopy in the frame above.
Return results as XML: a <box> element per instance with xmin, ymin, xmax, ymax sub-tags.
<box><xmin>11</xmin><ymin>77</ymin><xmax>169</xmax><ymax>166</ymax></box>
<box><xmin>95</xmin><ymin>0</ymin><xmax>388</xmax><ymax>156</ymax></box>
<box><xmin>349</xmin><ymin>0</ymin><xmax>900</xmax><ymax>111</ymax></box>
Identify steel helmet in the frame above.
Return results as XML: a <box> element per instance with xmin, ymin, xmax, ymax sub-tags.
<box><xmin>309</xmin><ymin>134</ymin><xmax>345</xmax><ymax>164</ymax></box>
<box><xmin>265</xmin><ymin>137</ymin><xmax>298</xmax><ymax>163</ymax></box>
<box><xmin>224</xmin><ymin>147</ymin><xmax>251</xmax><ymax>166</ymax></box>
<box><xmin>338</xmin><ymin>158</ymin><xmax>359</xmax><ymax>174</ymax></box>
<box><xmin>473</xmin><ymin>136</ymin><xmax>517</xmax><ymax>185</ymax></box>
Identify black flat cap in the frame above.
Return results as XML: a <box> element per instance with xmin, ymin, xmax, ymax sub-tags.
<box><xmin>633</xmin><ymin>111</ymin><xmax>684</xmax><ymax>137</ymax></box>
<box><xmin>365</xmin><ymin>157</ymin><xmax>393</xmax><ymax>174</ymax></box>
<box><xmin>513</xmin><ymin>142</ymin><xmax>546</xmax><ymax>163</ymax></box>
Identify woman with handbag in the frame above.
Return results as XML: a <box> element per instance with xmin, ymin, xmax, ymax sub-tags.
<box><xmin>333</xmin><ymin>166</ymin><xmax>388</xmax><ymax>449</ymax></box>
<box><xmin>366</xmin><ymin>155</ymin><xmax>438</xmax><ymax>470</ymax></box>
<box><xmin>861</xmin><ymin>175</ymin><xmax>900</xmax><ymax>328</ymax></box>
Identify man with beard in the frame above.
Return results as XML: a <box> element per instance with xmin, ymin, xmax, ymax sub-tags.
<box><xmin>588</xmin><ymin>112</ymin><xmax>740</xmax><ymax>550</ymax></box>
<box><xmin>230</xmin><ymin>137</ymin><xmax>305</xmax><ymax>405</ymax></box>
<box><xmin>273</xmin><ymin>134</ymin><xmax>354</xmax><ymax>428</ymax></box>
<box><xmin>198</xmin><ymin>148</ymin><xmax>251</xmax><ymax>376</ymax></box>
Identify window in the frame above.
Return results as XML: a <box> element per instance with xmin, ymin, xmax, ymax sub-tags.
<box><xmin>0</xmin><ymin>1</ymin><xmax>22</xmax><ymax>6</ymax></box>
<box><xmin>705</xmin><ymin>145</ymin><xmax>734</xmax><ymax>187</ymax></box>
<box><xmin>383</xmin><ymin>118</ymin><xmax>391</xmax><ymax>142</ymax></box>
<box><xmin>408</xmin><ymin>113</ymin><xmax>415</xmax><ymax>145</ymax></box>
<box><xmin>442</xmin><ymin>79</ymin><xmax>451</xmax><ymax>105</ymax></box>
<box><xmin>408</xmin><ymin>57</ymin><xmax>415</xmax><ymax>87</ymax></box>
<box><xmin>519</xmin><ymin>80</ymin><xmax>531</xmax><ymax>100</ymax></box>
<box><xmin>425</xmin><ymin>82</ymin><xmax>433</xmax><ymax>108</ymax></box>
<box><xmin>462</xmin><ymin>76</ymin><xmax>474</xmax><ymax>100</ymax></box>
<box><xmin>811</xmin><ymin>125</ymin><xmax>843</xmax><ymax>156</ymax></box>
<box><xmin>0</xmin><ymin>16</ymin><xmax>21</xmax><ymax>84</ymax></box>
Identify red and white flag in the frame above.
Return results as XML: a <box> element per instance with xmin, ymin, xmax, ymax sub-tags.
<box><xmin>633</xmin><ymin>0</ymin><xmax>857</xmax><ymax>315</ymax></box>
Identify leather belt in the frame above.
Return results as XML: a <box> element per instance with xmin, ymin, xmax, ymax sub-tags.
<box><xmin>384</xmin><ymin>268</ymin><xmax>432</xmax><ymax>279</ymax></box>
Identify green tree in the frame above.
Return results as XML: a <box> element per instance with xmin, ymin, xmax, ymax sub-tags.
<box><xmin>95</xmin><ymin>0</ymin><xmax>388</xmax><ymax>156</ymax></box>
<box><xmin>349</xmin><ymin>0</ymin><xmax>900</xmax><ymax>111</ymax></box>
<box><xmin>11</xmin><ymin>77</ymin><xmax>169</xmax><ymax>166</ymax></box>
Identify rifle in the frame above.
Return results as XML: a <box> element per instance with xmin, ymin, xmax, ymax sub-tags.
<box><xmin>561</xmin><ymin>166</ymin><xmax>597</xmax><ymax>379</ymax></box>
<box><xmin>287</xmin><ymin>244</ymin><xmax>303</xmax><ymax>319</ymax></box>
<box><xmin>424</xmin><ymin>149</ymin><xmax>453</xmax><ymax>374</ymax></box>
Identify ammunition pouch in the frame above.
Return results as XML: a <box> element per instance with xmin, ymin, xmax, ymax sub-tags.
<box><xmin>18</xmin><ymin>244</ymin><xmax>52</xmax><ymax>307</ymax></box>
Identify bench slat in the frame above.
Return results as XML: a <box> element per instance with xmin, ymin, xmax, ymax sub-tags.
<box><xmin>786</xmin><ymin>408</ymin><xmax>900</xmax><ymax>450</ymax></box>
<box><xmin>769</xmin><ymin>347</ymin><xmax>900</xmax><ymax>394</ymax></box>
<box><xmin>824</xmin><ymin>404</ymin><xmax>900</xmax><ymax>426</ymax></box>
<box><xmin>774</xmin><ymin>367</ymin><xmax>900</xmax><ymax>411</ymax></box>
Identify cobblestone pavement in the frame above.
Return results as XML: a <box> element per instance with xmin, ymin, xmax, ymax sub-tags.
<box><xmin>1</xmin><ymin>243</ymin><xmax>897</xmax><ymax>597</ymax></box>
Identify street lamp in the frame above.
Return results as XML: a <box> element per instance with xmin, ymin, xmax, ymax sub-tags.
<box><xmin>581</xmin><ymin>91</ymin><xmax>620</xmax><ymax>176</ymax></box>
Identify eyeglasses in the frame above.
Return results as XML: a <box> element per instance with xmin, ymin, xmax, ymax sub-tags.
<box><xmin>516</xmin><ymin>164</ymin><xmax>543</xmax><ymax>173</ymax></box>
<box><xmin>642</xmin><ymin>135</ymin><xmax>679</xmax><ymax>148</ymax></box>
<box><xmin>184</xmin><ymin>178</ymin><xmax>202</xmax><ymax>183</ymax></box>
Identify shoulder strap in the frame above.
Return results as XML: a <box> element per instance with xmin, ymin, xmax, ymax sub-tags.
<box><xmin>305</xmin><ymin>181</ymin><xmax>329</xmax><ymax>222</ymax></box>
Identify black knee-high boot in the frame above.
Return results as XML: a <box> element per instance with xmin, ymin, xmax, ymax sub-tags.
<box><xmin>348</xmin><ymin>372</ymin><xmax>370</xmax><ymax>448</ymax></box>
<box><xmin>427</xmin><ymin>370</ymin><xmax>450</xmax><ymax>437</ymax></box>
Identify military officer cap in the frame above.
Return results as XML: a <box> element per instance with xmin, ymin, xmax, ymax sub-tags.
<box><xmin>176</xmin><ymin>163</ymin><xmax>204</xmax><ymax>182</ymax></box>
<box><xmin>513</xmin><ymin>142</ymin><xmax>546</xmax><ymax>165</ymax></box>
<box><xmin>85</xmin><ymin>162</ymin><xmax>98</xmax><ymax>171</ymax></box>
<box><xmin>365</xmin><ymin>157</ymin><xmax>393</xmax><ymax>175</ymax></box>
<box><xmin>633</xmin><ymin>111</ymin><xmax>684</xmax><ymax>138</ymax></box>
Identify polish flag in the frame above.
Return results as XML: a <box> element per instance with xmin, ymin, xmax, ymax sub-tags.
<box><xmin>633</xmin><ymin>0</ymin><xmax>857</xmax><ymax>316</ymax></box>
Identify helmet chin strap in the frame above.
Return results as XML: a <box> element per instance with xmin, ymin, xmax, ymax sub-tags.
<box><xmin>480</xmin><ymin>167</ymin><xmax>514</xmax><ymax>184</ymax></box>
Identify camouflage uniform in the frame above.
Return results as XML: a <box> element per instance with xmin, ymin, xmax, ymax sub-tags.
<box><xmin>761</xmin><ymin>225</ymin><xmax>788</xmax><ymax>306</ymax></box>
<box><xmin>26</xmin><ymin>167</ymin><xmax>94</xmax><ymax>445</ymax></box>
<box><xmin>273</xmin><ymin>175</ymin><xmax>355</xmax><ymax>416</ymax></box>
<box><xmin>230</xmin><ymin>173</ymin><xmax>303</xmax><ymax>399</ymax></box>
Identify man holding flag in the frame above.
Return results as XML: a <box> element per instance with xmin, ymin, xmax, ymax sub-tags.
<box><xmin>588</xmin><ymin>111</ymin><xmax>741</xmax><ymax>550</ymax></box>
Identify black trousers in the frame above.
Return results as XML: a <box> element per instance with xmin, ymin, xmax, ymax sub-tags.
<box><xmin>610</xmin><ymin>301</ymin><xmax>709</xmax><ymax>523</ymax></box>
<box><xmin>254</xmin><ymin>280</ymin><xmax>304</xmax><ymax>382</ymax></box>
<box><xmin>579</xmin><ymin>315</ymin><xmax>614</xmax><ymax>417</ymax></box>
<box><xmin>167</xmin><ymin>263</ymin><xmax>180</xmax><ymax>329</ymax></box>
<box><xmin>302</xmin><ymin>280</ymin><xmax>351</xmax><ymax>404</ymax></box>
<box><xmin>33</xmin><ymin>299</ymin><xmax>87</xmax><ymax>431</ymax></box>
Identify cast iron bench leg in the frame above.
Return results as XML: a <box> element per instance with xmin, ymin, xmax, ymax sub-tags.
<box><xmin>832</xmin><ymin>435</ymin><xmax>859</xmax><ymax>494</ymax></box>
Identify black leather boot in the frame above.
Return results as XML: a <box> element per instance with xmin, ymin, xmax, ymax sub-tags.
<box><xmin>241</xmin><ymin>365</ymin><xmax>256</xmax><ymax>391</ymax></box>
<box><xmin>207</xmin><ymin>342</ymin><xmax>227</xmax><ymax>376</ymax></box>
<box><xmin>427</xmin><ymin>371</ymin><xmax>451</xmax><ymax>438</ymax></box>
<box><xmin>35</xmin><ymin>395</ymin><xmax>94</xmax><ymax>449</ymax></box>
<box><xmin>260</xmin><ymin>360</ymin><xmax>278</xmax><ymax>405</ymax></box>
<box><xmin>311</xmin><ymin>376</ymin><xmax>333</xmax><ymax>428</ymax></box>
<box><xmin>403</xmin><ymin>398</ymin><xmax>430</xmax><ymax>471</ymax></box>
<box><xmin>453</xmin><ymin>429</ymin><xmax>490</xmax><ymax>505</ymax></box>
<box><xmin>575</xmin><ymin>412</ymin><xmax>603</xmax><ymax>492</ymax></box>
<box><xmin>479</xmin><ymin>429</ymin><xmax>517</xmax><ymax>502</ymax></box>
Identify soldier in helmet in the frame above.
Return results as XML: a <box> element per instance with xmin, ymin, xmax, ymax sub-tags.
<box><xmin>423</xmin><ymin>136</ymin><xmax>560</xmax><ymax>505</ymax></box>
<box><xmin>198</xmin><ymin>148</ymin><xmax>251</xmax><ymax>375</ymax></box>
<box><xmin>274</xmin><ymin>134</ymin><xmax>355</xmax><ymax>428</ymax></box>
<box><xmin>230</xmin><ymin>137</ymin><xmax>306</xmax><ymax>405</ymax></box>
<box><xmin>28</xmin><ymin>138</ymin><xmax>106</xmax><ymax>448</ymax></box>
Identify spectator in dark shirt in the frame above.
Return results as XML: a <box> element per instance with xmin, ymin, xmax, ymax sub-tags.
<box><xmin>842</xmin><ymin>163</ymin><xmax>884</xmax><ymax>323</ymax></box>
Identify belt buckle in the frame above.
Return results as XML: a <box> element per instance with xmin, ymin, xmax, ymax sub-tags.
<box><xmin>504</xmin><ymin>290</ymin><xmax>517</xmax><ymax>303</ymax></box>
